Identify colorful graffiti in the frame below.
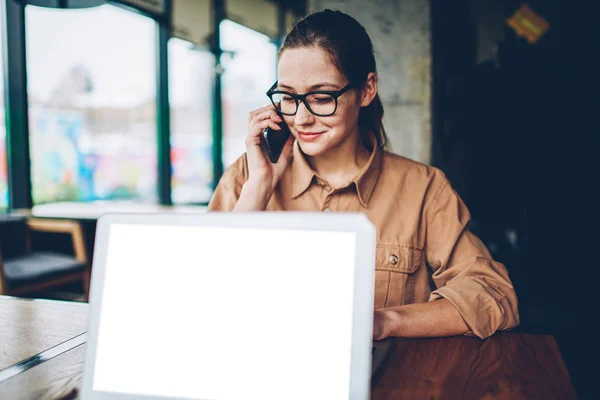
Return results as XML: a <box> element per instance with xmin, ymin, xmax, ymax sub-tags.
<box><xmin>27</xmin><ymin>108</ymin><xmax>212</xmax><ymax>205</ymax></box>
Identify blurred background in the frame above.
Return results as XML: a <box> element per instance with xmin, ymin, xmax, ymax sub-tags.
<box><xmin>0</xmin><ymin>0</ymin><xmax>597</xmax><ymax>396</ymax></box>
<box><xmin>0</xmin><ymin>0</ymin><xmax>294</xmax><ymax>208</ymax></box>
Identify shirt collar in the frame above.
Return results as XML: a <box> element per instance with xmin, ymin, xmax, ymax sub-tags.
<box><xmin>291</xmin><ymin>135</ymin><xmax>383</xmax><ymax>207</ymax></box>
<box><xmin>352</xmin><ymin>137</ymin><xmax>383</xmax><ymax>207</ymax></box>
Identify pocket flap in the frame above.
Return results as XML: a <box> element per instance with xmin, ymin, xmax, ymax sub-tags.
<box><xmin>376</xmin><ymin>243</ymin><xmax>421</xmax><ymax>274</ymax></box>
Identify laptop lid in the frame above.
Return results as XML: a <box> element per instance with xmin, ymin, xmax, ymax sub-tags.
<box><xmin>81</xmin><ymin>212</ymin><xmax>375</xmax><ymax>400</ymax></box>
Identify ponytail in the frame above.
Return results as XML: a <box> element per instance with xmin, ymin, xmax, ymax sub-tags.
<box><xmin>359</xmin><ymin>94</ymin><xmax>388</xmax><ymax>150</ymax></box>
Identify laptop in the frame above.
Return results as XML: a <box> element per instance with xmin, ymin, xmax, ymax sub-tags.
<box><xmin>81</xmin><ymin>212</ymin><xmax>387</xmax><ymax>400</ymax></box>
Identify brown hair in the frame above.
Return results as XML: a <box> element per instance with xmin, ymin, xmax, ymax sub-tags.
<box><xmin>279</xmin><ymin>9</ymin><xmax>389</xmax><ymax>150</ymax></box>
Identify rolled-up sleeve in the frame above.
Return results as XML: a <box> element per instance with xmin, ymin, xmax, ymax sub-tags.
<box><xmin>207</xmin><ymin>154</ymin><xmax>248</xmax><ymax>211</ymax></box>
<box><xmin>425</xmin><ymin>173</ymin><xmax>520</xmax><ymax>339</ymax></box>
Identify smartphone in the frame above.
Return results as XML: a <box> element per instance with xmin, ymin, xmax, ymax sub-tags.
<box><xmin>261</xmin><ymin>116</ymin><xmax>292</xmax><ymax>163</ymax></box>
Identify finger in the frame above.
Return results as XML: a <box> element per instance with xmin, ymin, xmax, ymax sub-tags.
<box><xmin>250</xmin><ymin>104</ymin><xmax>279</xmax><ymax>119</ymax></box>
<box><xmin>249</xmin><ymin>104</ymin><xmax>277</xmax><ymax>117</ymax></box>
<box><xmin>259</xmin><ymin>119</ymin><xmax>282</xmax><ymax>133</ymax></box>
<box><xmin>269</xmin><ymin>110</ymin><xmax>283</xmax><ymax>122</ymax></box>
<box><xmin>247</xmin><ymin>119</ymin><xmax>281</xmax><ymax>143</ymax></box>
<box><xmin>249</xmin><ymin>108</ymin><xmax>282</xmax><ymax>127</ymax></box>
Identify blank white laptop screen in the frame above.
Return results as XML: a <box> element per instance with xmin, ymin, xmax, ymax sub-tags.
<box><xmin>90</xmin><ymin>223</ymin><xmax>358</xmax><ymax>400</ymax></box>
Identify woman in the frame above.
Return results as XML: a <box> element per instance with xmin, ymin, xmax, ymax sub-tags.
<box><xmin>208</xmin><ymin>9</ymin><xmax>519</xmax><ymax>340</ymax></box>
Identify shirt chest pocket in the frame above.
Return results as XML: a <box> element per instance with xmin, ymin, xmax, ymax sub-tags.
<box><xmin>374</xmin><ymin>243</ymin><xmax>422</xmax><ymax>308</ymax></box>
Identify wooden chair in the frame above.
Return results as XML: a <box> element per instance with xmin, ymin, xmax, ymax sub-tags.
<box><xmin>0</xmin><ymin>215</ymin><xmax>91</xmax><ymax>300</ymax></box>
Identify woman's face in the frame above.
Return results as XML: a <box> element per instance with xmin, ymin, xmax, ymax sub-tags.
<box><xmin>277</xmin><ymin>47</ymin><xmax>367</xmax><ymax>157</ymax></box>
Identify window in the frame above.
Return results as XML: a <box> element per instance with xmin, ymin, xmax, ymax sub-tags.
<box><xmin>220</xmin><ymin>20</ymin><xmax>277</xmax><ymax>167</ymax></box>
<box><xmin>0</xmin><ymin>29</ymin><xmax>7</xmax><ymax>209</ymax></box>
<box><xmin>26</xmin><ymin>4</ymin><xmax>157</xmax><ymax>204</ymax></box>
<box><xmin>169</xmin><ymin>38</ymin><xmax>214</xmax><ymax>204</ymax></box>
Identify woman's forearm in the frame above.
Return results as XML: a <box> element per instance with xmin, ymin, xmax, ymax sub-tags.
<box><xmin>375</xmin><ymin>298</ymin><xmax>469</xmax><ymax>339</ymax></box>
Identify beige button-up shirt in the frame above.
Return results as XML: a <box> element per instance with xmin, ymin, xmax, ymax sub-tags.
<box><xmin>208</xmin><ymin>141</ymin><xmax>520</xmax><ymax>339</ymax></box>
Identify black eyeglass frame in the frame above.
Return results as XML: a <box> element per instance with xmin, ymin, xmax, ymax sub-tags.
<box><xmin>266</xmin><ymin>81</ymin><xmax>355</xmax><ymax>117</ymax></box>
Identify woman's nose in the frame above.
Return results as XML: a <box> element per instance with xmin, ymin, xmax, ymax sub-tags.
<box><xmin>294</xmin><ymin>101</ymin><xmax>314</xmax><ymax>125</ymax></box>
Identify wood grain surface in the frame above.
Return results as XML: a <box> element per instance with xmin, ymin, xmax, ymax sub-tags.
<box><xmin>372</xmin><ymin>333</ymin><xmax>577</xmax><ymax>399</ymax></box>
<box><xmin>0</xmin><ymin>296</ymin><xmax>88</xmax><ymax>370</ymax></box>
<box><xmin>0</xmin><ymin>344</ymin><xmax>85</xmax><ymax>400</ymax></box>
<box><xmin>0</xmin><ymin>296</ymin><xmax>576</xmax><ymax>399</ymax></box>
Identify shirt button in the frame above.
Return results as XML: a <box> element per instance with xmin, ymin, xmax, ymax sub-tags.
<box><xmin>389</xmin><ymin>255</ymin><xmax>399</xmax><ymax>265</ymax></box>
<box><xmin>323</xmin><ymin>208</ymin><xmax>332</xmax><ymax>212</ymax></box>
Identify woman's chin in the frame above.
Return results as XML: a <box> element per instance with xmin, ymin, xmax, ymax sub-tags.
<box><xmin>298</xmin><ymin>141</ymin><xmax>328</xmax><ymax>157</ymax></box>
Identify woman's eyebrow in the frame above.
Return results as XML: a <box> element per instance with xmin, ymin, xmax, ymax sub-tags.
<box><xmin>278</xmin><ymin>82</ymin><xmax>341</xmax><ymax>91</ymax></box>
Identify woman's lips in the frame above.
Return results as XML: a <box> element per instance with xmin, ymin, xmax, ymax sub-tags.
<box><xmin>297</xmin><ymin>131</ymin><xmax>324</xmax><ymax>141</ymax></box>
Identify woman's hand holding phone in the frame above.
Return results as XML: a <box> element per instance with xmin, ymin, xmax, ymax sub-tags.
<box><xmin>233</xmin><ymin>105</ymin><xmax>294</xmax><ymax>212</ymax></box>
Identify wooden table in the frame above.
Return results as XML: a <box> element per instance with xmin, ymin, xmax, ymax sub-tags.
<box><xmin>0</xmin><ymin>296</ymin><xmax>577</xmax><ymax>400</ymax></box>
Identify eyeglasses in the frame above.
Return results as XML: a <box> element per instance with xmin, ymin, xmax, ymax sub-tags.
<box><xmin>266</xmin><ymin>81</ymin><xmax>354</xmax><ymax>117</ymax></box>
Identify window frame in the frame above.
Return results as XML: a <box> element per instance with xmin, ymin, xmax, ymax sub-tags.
<box><xmin>1</xmin><ymin>0</ymin><xmax>296</xmax><ymax>210</ymax></box>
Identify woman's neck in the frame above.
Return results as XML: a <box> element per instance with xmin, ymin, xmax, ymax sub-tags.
<box><xmin>306</xmin><ymin>128</ymin><xmax>371</xmax><ymax>188</ymax></box>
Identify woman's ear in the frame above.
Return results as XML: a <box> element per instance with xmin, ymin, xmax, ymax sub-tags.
<box><xmin>360</xmin><ymin>72</ymin><xmax>378</xmax><ymax>107</ymax></box>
